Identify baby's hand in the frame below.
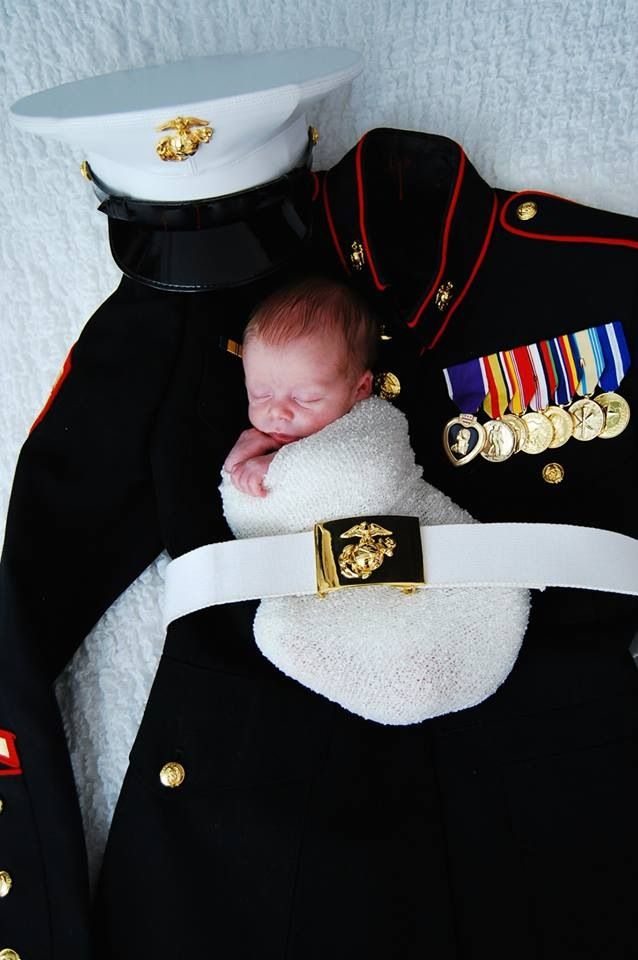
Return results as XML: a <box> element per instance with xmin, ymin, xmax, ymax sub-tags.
<box><xmin>224</xmin><ymin>428</ymin><xmax>280</xmax><ymax>474</ymax></box>
<box><xmin>229</xmin><ymin>453</ymin><xmax>277</xmax><ymax>497</ymax></box>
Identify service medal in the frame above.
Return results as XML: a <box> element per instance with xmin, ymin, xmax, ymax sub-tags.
<box><xmin>545</xmin><ymin>405</ymin><xmax>574</xmax><ymax>448</ymax></box>
<box><xmin>596</xmin><ymin>391</ymin><xmax>631</xmax><ymax>439</ymax></box>
<box><xmin>520</xmin><ymin>411</ymin><xmax>554</xmax><ymax>454</ymax></box>
<box><xmin>501</xmin><ymin>413</ymin><xmax>528</xmax><ymax>452</ymax></box>
<box><xmin>569</xmin><ymin>397</ymin><xmax>604</xmax><ymax>441</ymax></box>
<box><xmin>480</xmin><ymin>419</ymin><xmax>516</xmax><ymax>462</ymax></box>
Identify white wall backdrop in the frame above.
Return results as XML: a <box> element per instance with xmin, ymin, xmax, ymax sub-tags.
<box><xmin>2</xmin><ymin>0</ymin><xmax>637</xmax><ymax>883</ymax></box>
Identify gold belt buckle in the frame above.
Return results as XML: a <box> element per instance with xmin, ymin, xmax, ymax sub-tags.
<box><xmin>314</xmin><ymin>515</ymin><xmax>425</xmax><ymax>596</ymax></box>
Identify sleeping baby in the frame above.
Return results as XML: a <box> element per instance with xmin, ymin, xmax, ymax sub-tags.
<box><xmin>220</xmin><ymin>277</ymin><xmax>529</xmax><ymax>724</ymax></box>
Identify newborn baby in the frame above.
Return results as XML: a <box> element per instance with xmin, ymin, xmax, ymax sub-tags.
<box><xmin>221</xmin><ymin>278</ymin><xmax>529</xmax><ymax>724</ymax></box>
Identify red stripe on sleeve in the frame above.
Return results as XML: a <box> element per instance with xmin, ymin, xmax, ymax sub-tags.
<box><xmin>30</xmin><ymin>344</ymin><xmax>76</xmax><ymax>434</ymax></box>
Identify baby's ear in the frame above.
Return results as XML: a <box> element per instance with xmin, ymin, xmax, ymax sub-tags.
<box><xmin>355</xmin><ymin>370</ymin><xmax>374</xmax><ymax>400</ymax></box>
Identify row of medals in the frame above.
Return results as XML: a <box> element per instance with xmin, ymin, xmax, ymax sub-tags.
<box><xmin>450</xmin><ymin>390</ymin><xmax>631</xmax><ymax>464</ymax></box>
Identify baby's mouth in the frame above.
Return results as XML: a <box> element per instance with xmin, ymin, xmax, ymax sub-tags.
<box><xmin>269</xmin><ymin>432</ymin><xmax>298</xmax><ymax>444</ymax></box>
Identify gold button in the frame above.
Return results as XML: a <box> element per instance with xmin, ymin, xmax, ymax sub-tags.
<box><xmin>80</xmin><ymin>159</ymin><xmax>92</xmax><ymax>181</ymax></box>
<box><xmin>0</xmin><ymin>798</ymin><xmax>4</xmax><ymax>814</ymax></box>
<box><xmin>350</xmin><ymin>240</ymin><xmax>365</xmax><ymax>271</ymax></box>
<box><xmin>374</xmin><ymin>371</ymin><xmax>401</xmax><ymax>401</ymax></box>
<box><xmin>0</xmin><ymin>949</ymin><xmax>22</xmax><ymax>960</ymax></box>
<box><xmin>308</xmin><ymin>125</ymin><xmax>320</xmax><ymax>145</ymax></box>
<box><xmin>0</xmin><ymin>872</ymin><xmax>12</xmax><ymax>898</ymax></box>
<box><xmin>159</xmin><ymin>761</ymin><xmax>185</xmax><ymax>788</ymax></box>
<box><xmin>542</xmin><ymin>462</ymin><xmax>564</xmax><ymax>484</ymax></box>
<box><xmin>435</xmin><ymin>280</ymin><xmax>454</xmax><ymax>312</ymax></box>
<box><xmin>516</xmin><ymin>200</ymin><xmax>538</xmax><ymax>221</ymax></box>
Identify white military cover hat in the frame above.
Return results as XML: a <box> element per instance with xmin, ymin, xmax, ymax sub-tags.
<box><xmin>10</xmin><ymin>48</ymin><xmax>362</xmax><ymax>290</ymax></box>
<box><xmin>10</xmin><ymin>48</ymin><xmax>361</xmax><ymax>202</ymax></box>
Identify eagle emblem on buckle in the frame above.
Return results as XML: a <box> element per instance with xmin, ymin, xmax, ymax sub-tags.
<box><xmin>338</xmin><ymin>522</ymin><xmax>396</xmax><ymax>580</ymax></box>
<box><xmin>314</xmin><ymin>515</ymin><xmax>425</xmax><ymax>595</ymax></box>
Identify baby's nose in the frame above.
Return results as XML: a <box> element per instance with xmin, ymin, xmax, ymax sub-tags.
<box><xmin>269</xmin><ymin>400</ymin><xmax>294</xmax><ymax>421</ymax></box>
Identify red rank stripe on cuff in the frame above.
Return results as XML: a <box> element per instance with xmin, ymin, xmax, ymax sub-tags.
<box><xmin>0</xmin><ymin>730</ymin><xmax>22</xmax><ymax>776</ymax></box>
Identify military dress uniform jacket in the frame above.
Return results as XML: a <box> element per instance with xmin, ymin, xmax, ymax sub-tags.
<box><xmin>0</xmin><ymin>129</ymin><xmax>637</xmax><ymax>960</ymax></box>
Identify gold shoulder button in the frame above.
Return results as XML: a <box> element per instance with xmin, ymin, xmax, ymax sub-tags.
<box><xmin>0</xmin><ymin>872</ymin><xmax>12</xmax><ymax>898</ymax></box>
<box><xmin>0</xmin><ymin>949</ymin><xmax>22</xmax><ymax>960</ymax></box>
<box><xmin>160</xmin><ymin>761</ymin><xmax>186</xmax><ymax>788</ymax></box>
<box><xmin>516</xmin><ymin>200</ymin><xmax>538</xmax><ymax>221</ymax></box>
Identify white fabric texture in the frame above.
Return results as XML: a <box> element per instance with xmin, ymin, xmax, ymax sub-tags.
<box><xmin>3</xmin><ymin>0</ymin><xmax>637</xmax><ymax>882</ymax></box>
<box><xmin>221</xmin><ymin>397</ymin><xmax>530</xmax><ymax>724</ymax></box>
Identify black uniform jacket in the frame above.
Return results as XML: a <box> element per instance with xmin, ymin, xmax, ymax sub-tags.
<box><xmin>0</xmin><ymin>129</ymin><xmax>636</xmax><ymax>959</ymax></box>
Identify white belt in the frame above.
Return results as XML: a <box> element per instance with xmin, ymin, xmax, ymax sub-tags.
<box><xmin>163</xmin><ymin>520</ymin><xmax>638</xmax><ymax>628</ymax></box>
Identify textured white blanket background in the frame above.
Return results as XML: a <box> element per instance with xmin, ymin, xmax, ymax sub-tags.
<box><xmin>1</xmin><ymin>0</ymin><xmax>637</xmax><ymax>885</ymax></box>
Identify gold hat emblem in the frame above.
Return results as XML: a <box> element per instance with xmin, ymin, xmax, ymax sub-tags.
<box><xmin>338</xmin><ymin>522</ymin><xmax>396</xmax><ymax>580</ymax></box>
<box><xmin>156</xmin><ymin>116</ymin><xmax>213</xmax><ymax>162</ymax></box>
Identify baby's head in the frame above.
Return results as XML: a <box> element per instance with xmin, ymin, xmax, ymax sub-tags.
<box><xmin>242</xmin><ymin>277</ymin><xmax>377</xmax><ymax>444</ymax></box>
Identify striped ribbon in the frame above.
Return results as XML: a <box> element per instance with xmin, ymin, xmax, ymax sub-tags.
<box><xmin>539</xmin><ymin>339</ymin><xmax>558</xmax><ymax>399</ymax></box>
<box><xmin>552</xmin><ymin>335</ymin><xmax>580</xmax><ymax>402</ymax></box>
<box><xmin>511</xmin><ymin>345</ymin><xmax>537</xmax><ymax>408</ymax></box>
<box><xmin>528</xmin><ymin>342</ymin><xmax>550</xmax><ymax>410</ymax></box>
<box><xmin>596</xmin><ymin>320</ymin><xmax>631</xmax><ymax>391</ymax></box>
<box><xmin>500</xmin><ymin>350</ymin><xmax>523</xmax><ymax>413</ymax></box>
<box><xmin>481</xmin><ymin>354</ymin><xmax>509</xmax><ymax>418</ymax></box>
<box><xmin>571</xmin><ymin>328</ymin><xmax>605</xmax><ymax>395</ymax></box>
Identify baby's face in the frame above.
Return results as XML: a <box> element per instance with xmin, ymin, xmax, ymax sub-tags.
<box><xmin>243</xmin><ymin>331</ymin><xmax>372</xmax><ymax>445</ymax></box>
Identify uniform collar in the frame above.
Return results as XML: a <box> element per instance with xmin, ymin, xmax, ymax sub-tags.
<box><xmin>319</xmin><ymin>129</ymin><xmax>497</xmax><ymax>350</ymax></box>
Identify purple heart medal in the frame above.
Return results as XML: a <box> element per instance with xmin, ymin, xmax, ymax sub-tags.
<box><xmin>442</xmin><ymin>357</ymin><xmax>488</xmax><ymax>466</ymax></box>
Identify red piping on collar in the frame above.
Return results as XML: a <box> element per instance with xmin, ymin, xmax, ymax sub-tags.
<box><xmin>407</xmin><ymin>145</ymin><xmax>466</xmax><ymax>328</ymax></box>
<box><xmin>500</xmin><ymin>190</ymin><xmax>638</xmax><ymax>249</ymax></box>
<box><xmin>0</xmin><ymin>729</ymin><xmax>22</xmax><ymax>776</ymax></box>
<box><xmin>427</xmin><ymin>192</ymin><xmax>498</xmax><ymax>350</ymax></box>
<box><xmin>310</xmin><ymin>171</ymin><xmax>320</xmax><ymax>203</ymax></box>
<box><xmin>322</xmin><ymin>174</ymin><xmax>350</xmax><ymax>275</ymax></box>
<box><xmin>355</xmin><ymin>135</ymin><xmax>388</xmax><ymax>291</ymax></box>
<box><xmin>30</xmin><ymin>344</ymin><xmax>75</xmax><ymax>434</ymax></box>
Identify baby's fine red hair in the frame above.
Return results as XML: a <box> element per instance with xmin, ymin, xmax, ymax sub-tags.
<box><xmin>244</xmin><ymin>277</ymin><xmax>378</xmax><ymax>373</ymax></box>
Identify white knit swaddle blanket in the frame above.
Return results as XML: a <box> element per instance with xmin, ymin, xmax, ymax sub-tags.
<box><xmin>221</xmin><ymin>396</ymin><xmax>530</xmax><ymax>724</ymax></box>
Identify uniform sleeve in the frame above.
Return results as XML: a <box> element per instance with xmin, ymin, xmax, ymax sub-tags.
<box><xmin>0</xmin><ymin>277</ymin><xmax>184</xmax><ymax>959</ymax></box>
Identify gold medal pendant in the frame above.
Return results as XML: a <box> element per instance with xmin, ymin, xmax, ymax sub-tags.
<box><xmin>545</xmin><ymin>405</ymin><xmax>574</xmax><ymax>449</ymax></box>
<box><xmin>596</xmin><ymin>391</ymin><xmax>631</xmax><ymax>439</ymax></box>
<box><xmin>520</xmin><ymin>411</ymin><xmax>554</xmax><ymax>454</ymax></box>
<box><xmin>569</xmin><ymin>397</ymin><xmax>604</xmax><ymax>441</ymax></box>
<box><xmin>443</xmin><ymin>415</ymin><xmax>487</xmax><ymax>466</ymax></box>
<box><xmin>500</xmin><ymin>413</ymin><xmax>528</xmax><ymax>453</ymax></box>
<box><xmin>480</xmin><ymin>419</ymin><xmax>516</xmax><ymax>462</ymax></box>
